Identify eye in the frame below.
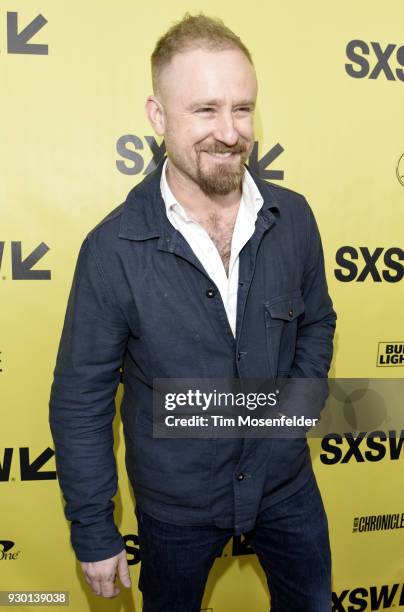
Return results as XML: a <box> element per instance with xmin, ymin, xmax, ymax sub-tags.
<box><xmin>196</xmin><ymin>107</ymin><xmax>214</xmax><ymax>114</ymax></box>
<box><xmin>235</xmin><ymin>107</ymin><xmax>253</xmax><ymax>114</ymax></box>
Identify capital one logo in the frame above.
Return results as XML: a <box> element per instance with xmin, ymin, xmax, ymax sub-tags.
<box><xmin>116</xmin><ymin>135</ymin><xmax>285</xmax><ymax>181</ymax></box>
<box><xmin>0</xmin><ymin>541</ymin><xmax>20</xmax><ymax>561</ymax></box>
<box><xmin>345</xmin><ymin>40</ymin><xmax>404</xmax><ymax>81</ymax></box>
<box><xmin>334</xmin><ymin>246</ymin><xmax>403</xmax><ymax>282</ymax></box>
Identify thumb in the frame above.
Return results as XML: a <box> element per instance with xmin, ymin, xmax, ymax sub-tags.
<box><xmin>117</xmin><ymin>552</ymin><xmax>132</xmax><ymax>588</ymax></box>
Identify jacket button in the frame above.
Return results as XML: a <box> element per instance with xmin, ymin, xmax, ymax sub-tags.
<box><xmin>236</xmin><ymin>473</ymin><xmax>245</xmax><ymax>481</ymax></box>
<box><xmin>288</xmin><ymin>308</ymin><xmax>293</xmax><ymax>317</ymax></box>
<box><xmin>206</xmin><ymin>288</ymin><xmax>216</xmax><ymax>298</ymax></box>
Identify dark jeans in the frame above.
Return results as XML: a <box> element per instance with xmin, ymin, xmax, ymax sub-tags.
<box><xmin>135</xmin><ymin>472</ymin><xmax>332</xmax><ymax>612</ymax></box>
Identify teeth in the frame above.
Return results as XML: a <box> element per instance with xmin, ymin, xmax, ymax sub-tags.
<box><xmin>210</xmin><ymin>152</ymin><xmax>232</xmax><ymax>157</ymax></box>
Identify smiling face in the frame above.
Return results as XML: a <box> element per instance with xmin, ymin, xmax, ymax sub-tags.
<box><xmin>147</xmin><ymin>46</ymin><xmax>258</xmax><ymax>196</ymax></box>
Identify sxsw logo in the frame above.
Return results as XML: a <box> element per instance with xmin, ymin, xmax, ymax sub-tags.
<box><xmin>377</xmin><ymin>342</ymin><xmax>404</xmax><ymax>367</ymax></box>
<box><xmin>217</xmin><ymin>535</ymin><xmax>254</xmax><ymax>558</ymax></box>
<box><xmin>0</xmin><ymin>541</ymin><xmax>21</xmax><ymax>561</ymax></box>
<box><xmin>345</xmin><ymin>40</ymin><xmax>404</xmax><ymax>81</ymax></box>
<box><xmin>0</xmin><ymin>447</ymin><xmax>56</xmax><ymax>481</ymax></box>
<box><xmin>123</xmin><ymin>534</ymin><xmax>140</xmax><ymax>566</ymax></box>
<box><xmin>230</xmin><ymin>535</ymin><xmax>254</xmax><ymax>556</ymax></box>
<box><xmin>116</xmin><ymin>136</ymin><xmax>285</xmax><ymax>181</ymax></box>
<box><xmin>0</xmin><ymin>242</ymin><xmax>50</xmax><ymax>280</ymax></box>
<box><xmin>122</xmin><ymin>532</ymin><xmax>252</xmax><ymax>567</ymax></box>
<box><xmin>320</xmin><ymin>431</ymin><xmax>404</xmax><ymax>464</ymax></box>
<box><xmin>334</xmin><ymin>246</ymin><xmax>403</xmax><ymax>282</ymax></box>
<box><xmin>333</xmin><ymin>583</ymin><xmax>404</xmax><ymax>611</ymax></box>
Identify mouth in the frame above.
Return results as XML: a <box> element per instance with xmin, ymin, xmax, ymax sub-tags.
<box><xmin>203</xmin><ymin>151</ymin><xmax>240</xmax><ymax>160</ymax></box>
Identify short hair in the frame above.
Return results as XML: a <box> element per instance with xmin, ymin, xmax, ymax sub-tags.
<box><xmin>151</xmin><ymin>12</ymin><xmax>254</xmax><ymax>95</ymax></box>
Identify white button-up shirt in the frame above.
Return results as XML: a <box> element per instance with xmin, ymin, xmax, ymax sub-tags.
<box><xmin>160</xmin><ymin>158</ymin><xmax>264</xmax><ymax>337</ymax></box>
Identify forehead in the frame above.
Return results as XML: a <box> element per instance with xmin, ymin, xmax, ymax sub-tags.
<box><xmin>159</xmin><ymin>47</ymin><xmax>257</xmax><ymax>107</ymax></box>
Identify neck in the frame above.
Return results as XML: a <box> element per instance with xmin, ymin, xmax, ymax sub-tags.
<box><xmin>165</xmin><ymin>158</ymin><xmax>242</xmax><ymax>217</ymax></box>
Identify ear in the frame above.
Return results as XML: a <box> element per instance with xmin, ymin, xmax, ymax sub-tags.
<box><xmin>145</xmin><ymin>95</ymin><xmax>165</xmax><ymax>136</ymax></box>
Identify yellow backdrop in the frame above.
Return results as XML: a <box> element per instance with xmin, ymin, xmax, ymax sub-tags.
<box><xmin>2</xmin><ymin>1</ymin><xmax>404</xmax><ymax>610</ymax></box>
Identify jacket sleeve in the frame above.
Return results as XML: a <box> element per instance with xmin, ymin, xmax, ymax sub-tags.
<box><xmin>277</xmin><ymin>200</ymin><xmax>337</xmax><ymax>426</ymax></box>
<box><xmin>49</xmin><ymin>233</ymin><xmax>130</xmax><ymax>562</ymax></box>
<box><xmin>292</xmin><ymin>200</ymin><xmax>337</xmax><ymax>378</ymax></box>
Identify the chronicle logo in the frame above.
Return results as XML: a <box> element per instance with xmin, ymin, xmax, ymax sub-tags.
<box><xmin>397</xmin><ymin>153</ymin><xmax>404</xmax><ymax>187</ymax></box>
<box><xmin>320</xmin><ymin>431</ymin><xmax>404</xmax><ymax>464</ymax></box>
<box><xmin>334</xmin><ymin>246</ymin><xmax>403</xmax><ymax>282</ymax></box>
<box><xmin>345</xmin><ymin>40</ymin><xmax>404</xmax><ymax>81</ymax></box>
<box><xmin>377</xmin><ymin>342</ymin><xmax>404</xmax><ymax>367</ymax></box>
<box><xmin>0</xmin><ymin>541</ymin><xmax>21</xmax><ymax>561</ymax></box>
<box><xmin>333</xmin><ymin>583</ymin><xmax>404</xmax><ymax>611</ymax></box>
<box><xmin>353</xmin><ymin>512</ymin><xmax>404</xmax><ymax>533</ymax></box>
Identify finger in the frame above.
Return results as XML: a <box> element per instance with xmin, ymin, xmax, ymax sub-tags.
<box><xmin>117</xmin><ymin>555</ymin><xmax>132</xmax><ymax>588</ymax></box>
<box><xmin>100</xmin><ymin>576</ymin><xmax>119</xmax><ymax>599</ymax></box>
<box><xmin>89</xmin><ymin>578</ymin><xmax>102</xmax><ymax>596</ymax></box>
<box><xmin>83</xmin><ymin>572</ymin><xmax>100</xmax><ymax>594</ymax></box>
<box><xmin>84</xmin><ymin>575</ymin><xmax>97</xmax><ymax>593</ymax></box>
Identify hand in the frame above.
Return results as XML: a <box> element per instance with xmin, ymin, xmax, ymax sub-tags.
<box><xmin>80</xmin><ymin>549</ymin><xmax>132</xmax><ymax>598</ymax></box>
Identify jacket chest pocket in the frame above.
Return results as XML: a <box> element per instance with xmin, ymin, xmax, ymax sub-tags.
<box><xmin>264</xmin><ymin>292</ymin><xmax>305</xmax><ymax>378</ymax></box>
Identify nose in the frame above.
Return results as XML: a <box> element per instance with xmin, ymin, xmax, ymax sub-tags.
<box><xmin>211</xmin><ymin>109</ymin><xmax>239</xmax><ymax>147</ymax></box>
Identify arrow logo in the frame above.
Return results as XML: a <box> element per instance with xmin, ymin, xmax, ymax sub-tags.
<box><xmin>12</xmin><ymin>242</ymin><xmax>50</xmax><ymax>280</ymax></box>
<box><xmin>0</xmin><ymin>448</ymin><xmax>13</xmax><ymax>482</ymax></box>
<box><xmin>248</xmin><ymin>142</ymin><xmax>284</xmax><ymax>180</ymax></box>
<box><xmin>20</xmin><ymin>447</ymin><xmax>56</xmax><ymax>481</ymax></box>
<box><xmin>7</xmin><ymin>12</ymin><xmax>48</xmax><ymax>55</ymax></box>
<box><xmin>0</xmin><ymin>242</ymin><xmax>4</xmax><ymax>272</ymax></box>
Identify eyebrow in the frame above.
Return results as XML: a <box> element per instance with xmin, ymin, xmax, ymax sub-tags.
<box><xmin>188</xmin><ymin>99</ymin><xmax>256</xmax><ymax>110</ymax></box>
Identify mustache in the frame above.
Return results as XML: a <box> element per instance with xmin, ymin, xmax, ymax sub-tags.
<box><xmin>199</xmin><ymin>143</ymin><xmax>247</xmax><ymax>154</ymax></box>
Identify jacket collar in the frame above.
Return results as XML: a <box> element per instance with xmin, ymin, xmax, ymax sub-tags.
<box><xmin>118</xmin><ymin>154</ymin><xmax>280</xmax><ymax>241</ymax></box>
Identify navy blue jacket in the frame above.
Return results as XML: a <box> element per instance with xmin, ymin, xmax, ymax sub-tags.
<box><xmin>49</xmin><ymin>156</ymin><xmax>336</xmax><ymax>562</ymax></box>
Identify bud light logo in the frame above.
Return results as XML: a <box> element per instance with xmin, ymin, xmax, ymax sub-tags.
<box><xmin>377</xmin><ymin>343</ymin><xmax>404</xmax><ymax>367</ymax></box>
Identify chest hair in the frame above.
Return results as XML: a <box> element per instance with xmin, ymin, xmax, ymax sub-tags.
<box><xmin>199</xmin><ymin>212</ymin><xmax>237</xmax><ymax>276</ymax></box>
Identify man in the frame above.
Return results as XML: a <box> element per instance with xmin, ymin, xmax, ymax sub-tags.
<box><xmin>49</xmin><ymin>13</ymin><xmax>336</xmax><ymax>612</ymax></box>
